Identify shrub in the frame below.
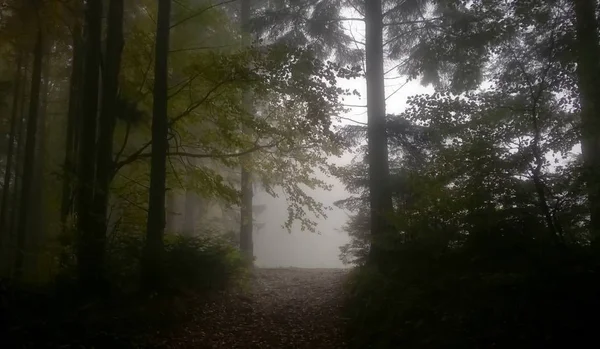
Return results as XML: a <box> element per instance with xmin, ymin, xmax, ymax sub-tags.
<box><xmin>163</xmin><ymin>234</ymin><xmax>249</xmax><ymax>292</ymax></box>
<box><xmin>344</xmin><ymin>240</ymin><xmax>600</xmax><ymax>349</ymax></box>
<box><xmin>54</xmin><ymin>229</ymin><xmax>249</xmax><ymax>296</ymax></box>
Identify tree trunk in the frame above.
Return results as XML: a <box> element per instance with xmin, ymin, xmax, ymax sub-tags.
<box><xmin>60</xmin><ymin>24</ymin><xmax>84</xmax><ymax>233</ymax></box>
<box><xmin>239</xmin><ymin>0</ymin><xmax>254</xmax><ymax>261</ymax></box>
<box><xmin>166</xmin><ymin>190</ymin><xmax>179</xmax><ymax>233</ymax></box>
<box><xmin>76</xmin><ymin>0</ymin><xmax>103</xmax><ymax>293</ymax></box>
<box><xmin>142</xmin><ymin>0</ymin><xmax>171</xmax><ymax>292</ymax></box>
<box><xmin>29</xmin><ymin>40</ymin><xmax>52</xmax><ymax>248</ymax></box>
<box><xmin>0</xmin><ymin>52</ymin><xmax>23</xmax><ymax>241</ymax></box>
<box><xmin>364</xmin><ymin>0</ymin><xmax>393</xmax><ymax>264</ymax></box>
<box><xmin>183</xmin><ymin>187</ymin><xmax>196</xmax><ymax>235</ymax></box>
<box><xmin>8</xmin><ymin>64</ymin><xmax>30</xmax><ymax>245</ymax></box>
<box><xmin>573</xmin><ymin>0</ymin><xmax>600</xmax><ymax>244</ymax></box>
<box><xmin>92</xmin><ymin>0</ymin><xmax>124</xmax><ymax>268</ymax></box>
<box><xmin>14</xmin><ymin>28</ymin><xmax>44</xmax><ymax>280</ymax></box>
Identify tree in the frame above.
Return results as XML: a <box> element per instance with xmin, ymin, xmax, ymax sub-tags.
<box><xmin>92</xmin><ymin>0</ymin><xmax>124</xmax><ymax>267</ymax></box>
<box><xmin>0</xmin><ymin>51</ymin><xmax>23</xmax><ymax>239</ymax></box>
<box><xmin>364</xmin><ymin>0</ymin><xmax>393</xmax><ymax>262</ymax></box>
<box><xmin>76</xmin><ymin>0</ymin><xmax>103</xmax><ymax>292</ymax></box>
<box><xmin>14</xmin><ymin>27</ymin><xmax>44</xmax><ymax>279</ymax></box>
<box><xmin>572</xmin><ymin>0</ymin><xmax>600</xmax><ymax>242</ymax></box>
<box><xmin>142</xmin><ymin>0</ymin><xmax>171</xmax><ymax>292</ymax></box>
<box><xmin>393</xmin><ymin>0</ymin><xmax>600</xmax><ymax>242</ymax></box>
<box><xmin>60</xmin><ymin>17</ymin><xmax>83</xmax><ymax>233</ymax></box>
<box><xmin>239</xmin><ymin>0</ymin><xmax>254</xmax><ymax>261</ymax></box>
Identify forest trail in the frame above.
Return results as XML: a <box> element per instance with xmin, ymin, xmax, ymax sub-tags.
<box><xmin>154</xmin><ymin>268</ymin><xmax>349</xmax><ymax>349</ymax></box>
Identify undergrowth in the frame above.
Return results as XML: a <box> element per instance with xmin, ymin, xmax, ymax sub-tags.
<box><xmin>344</xmin><ymin>239</ymin><xmax>600</xmax><ymax>349</ymax></box>
<box><xmin>1</xmin><ymin>232</ymin><xmax>250</xmax><ymax>348</ymax></box>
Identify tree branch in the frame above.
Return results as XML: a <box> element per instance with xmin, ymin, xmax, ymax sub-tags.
<box><xmin>383</xmin><ymin>17</ymin><xmax>441</xmax><ymax>28</ymax></box>
<box><xmin>170</xmin><ymin>0</ymin><xmax>238</xmax><ymax>29</ymax></box>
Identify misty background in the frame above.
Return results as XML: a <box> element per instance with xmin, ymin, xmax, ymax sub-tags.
<box><xmin>253</xmin><ymin>18</ymin><xmax>432</xmax><ymax>267</ymax></box>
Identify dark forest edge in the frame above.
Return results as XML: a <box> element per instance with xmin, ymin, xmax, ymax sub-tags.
<box><xmin>1</xmin><ymin>234</ymin><xmax>250</xmax><ymax>347</ymax></box>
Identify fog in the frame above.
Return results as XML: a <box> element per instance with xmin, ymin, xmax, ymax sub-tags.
<box><xmin>253</xmin><ymin>75</ymin><xmax>432</xmax><ymax>268</ymax></box>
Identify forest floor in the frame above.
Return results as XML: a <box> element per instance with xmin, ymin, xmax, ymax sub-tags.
<box><xmin>149</xmin><ymin>268</ymin><xmax>350</xmax><ymax>349</ymax></box>
<box><xmin>3</xmin><ymin>268</ymin><xmax>350</xmax><ymax>348</ymax></box>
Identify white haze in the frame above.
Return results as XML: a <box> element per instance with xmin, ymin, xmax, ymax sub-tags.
<box><xmin>253</xmin><ymin>15</ymin><xmax>433</xmax><ymax>267</ymax></box>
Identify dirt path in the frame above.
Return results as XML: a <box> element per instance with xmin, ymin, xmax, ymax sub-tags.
<box><xmin>155</xmin><ymin>268</ymin><xmax>349</xmax><ymax>349</ymax></box>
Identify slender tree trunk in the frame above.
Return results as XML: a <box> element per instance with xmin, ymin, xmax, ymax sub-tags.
<box><xmin>76</xmin><ymin>0</ymin><xmax>103</xmax><ymax>293</ymax></box>
<box><xmin>166</xmin><ymin>190</ymin><xmax>179</xmax><ymax>233</ymax></box>
<box><xmin>183</xmin><ymin>186</ymin><xmax>196</xmax><ymax>235</ymax></box>
<box><xmin>365</xmin><ymin>0</ymin><xmax>393</xmax><ymax>264</ymax></box>
<box><xmin>142</xmin><ymin>0</ymin><xmax>171</xmax><ymax>292</ymax></box>
<box><xmin>573</xmin><ymin>0</ymin><xmax>600</xmax><ymax>244</ymax></box>
<box><xmin>239</xmin><ymin>0</ymin><xmax>253</xmax><ymax>261</ymax></box>
<box><xmin>92</xmin><ymin>0</ymin><xmax>124</xmax><ymax>270</ymax></box>
<box><xmin>8</xmin><ymin>66</ymin><xmax>29</xmax><ymax>244</ymax></box>
<box><xmin>61</xmin><ymin>24</ymin><xmax>84</xmax><ymax>233</ymax></box>
<box><xmin>30</xmin><ymin>40</ymin><xmax>52</xmax><ymax>246</ymax></box>
<box><xmin>0</xmin><ymin>52</ymin><xmax>23</xmax><ymax>240</ymax></box>
<box><xmin>14</xmin><ymin>28</ymin><xmax>44</xmax><ymax>280</ymax></box>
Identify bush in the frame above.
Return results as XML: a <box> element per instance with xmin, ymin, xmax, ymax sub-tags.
<box><xmin>163</xmin><ymin>234</ymin><xmax>249</xmax><ymax>292</ymax></box>
<box><xmin>54</xmin><ymin>230</ymin><xmax>250</xmax><ymax>296</ymax></box>
<box><xmin>1</xmin><ymin>231</ymin><xmax>250</xmax><ymax>348</ymax></box>
<box><xmin>344</xmin><ymin>240</ymin><xmax>600</xmax><ymax>349</ymax></box>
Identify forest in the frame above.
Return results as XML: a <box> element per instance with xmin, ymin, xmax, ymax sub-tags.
<box><xmin>1</xmin><ymin>0</ymin><xmax>600</xmax><ymax>348</ymax></box>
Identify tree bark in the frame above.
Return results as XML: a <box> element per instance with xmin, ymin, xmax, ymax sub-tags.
<box><xmin>365</xmin><ymin>0</ymin><xmax>393</xmax><ymax>264</ymax></box>
<box><xmin>60</xmin><ymin>23</ymin><xmax>84</xmax><ymax>233</ymax></box>
<box><xmin>14</xmin><ymin>28</ymin><xmax>44</xmax><ymax>280</ymax></box>
<box><xmin>92</xmin><ymin>0</ymin><xmax>124</xmax><ymax>267</ymax></box>
<box><xmin>239</xmin><ymin>0</ymin><xmax>254</xmax><ymax>261</ymax></box>
<box><xmin>76</xmin><ymin>0</ymin><xmax>104</xmax><ymax>293</ymax></box>
<box><xmin>573</xmin><ymin>0</ymin><xmax>600</xmax><ymax>244</ymax></box>
<box><xmin>8</xmin><ymin>63</ymin><xmax>30</xmax><ymax>245</ymax></box>
<box><xmin>29</xmin><ymin>40</ymin><xmax>52</xmax><ymax>246</ymax></box>
<box><xmin>0</xmin><ymin>52</ymin><xmax>23</xmax><ymax>241</ymax></box>
<box><xmin>142</xmin><ymin>0</ymin><xmax>171</xmax><ymax>292</ymax></box>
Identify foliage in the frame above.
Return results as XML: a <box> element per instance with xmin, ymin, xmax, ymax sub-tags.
<box><xmin>55</xmin><ymin>227</ymin><xmax>248</xmax><ymax>295</ymax></box>
<box><xmin>344</xmin><ymin>241</ymin><xmax>600</xmax><ymax>348</ymax></box>
<box><xmin>163</xmin><ymin>234</ymin><xmax>249</xmax><ymax>292</ymax></box>
<box><xmin>334</xmin><ymin>1</ymin><xmax>599</xmax><ymax>347</ymax></box>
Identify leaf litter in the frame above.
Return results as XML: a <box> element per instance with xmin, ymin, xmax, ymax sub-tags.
<box><xmin>150</xmin><ymin>268</ymin><xmax>349</xmax><ymax>349</ymax></box>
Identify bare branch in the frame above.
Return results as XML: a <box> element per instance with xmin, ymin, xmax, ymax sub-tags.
<box><xmin>339</xmin><ymin>116</ymin><xmax>367</xmax><ymax>125</ymax></box>
<box><xmin>170</xmin><ymin>0</ymin><xmax>238</xmax><ymax>29</ymax></box>
<box><xmin>113</xmin><ymin>119</ymin><xmax>132</xmax><ymax>166</ymax></box>
<box><xmin>169</xmin><ymin>44</ymin><xmax>234</xmax><ymax>53</ymax></box>
<box><xmin>383</xmin><ymin>17</ymin><xmax>442</xmax><ymax>28</ymax></box>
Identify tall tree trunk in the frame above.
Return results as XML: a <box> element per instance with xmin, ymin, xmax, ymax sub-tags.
<box><xmin>29</xmin><ymin>40</ymin><xmax>52</xmax><ymax>247</ymax></box>
<box><xmin>364</xmin><ymin>0</ymin><xmax>393</xmax><ymax>264</ymax></box>
<box><xmin>76</xmin><ymin>0</ymin><xmax>103</xmax><ymax>293</ymax></box>
<box><xmin>14</xmin><ymin>28</ymin><xmax>44</xmax><ymax>280</ymax></box>
<box><xmin>573</xmin><ymin>0</ymin><xmax>600</xmax><ymax>244</ymax></box>
<box><xmin>92</xmin><ymin>0</ymin><xmax>124</xmax><ymax>268</ymax></box>
<box><xmin>61</xmin><ymin>24</ymin><xmax>84</xmax><ymax>233</ymax></box>
<box><xmin>239</xmin><ymin>0</ymin><xmax>253</xmax><ymax>261</ymax></box>
<box><xmin>8</xmin><ymin>65</ymin><xmax>30</xmax><ymax>245</ymax></box>
<box><xmin>142</xmin><ymin>0</ymin><xmax>171</xmax><ymax>292</ymax></box>
<box><xmin>0</xmin><ymin>52</ymin><xmax>23</xmax><ymax>241</ymax></box>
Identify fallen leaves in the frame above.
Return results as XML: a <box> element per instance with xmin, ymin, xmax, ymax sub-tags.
<box><xmin>150</xmin><ymin>268</ymin><xmax>349</xmax><ymax>349</ymax></box>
